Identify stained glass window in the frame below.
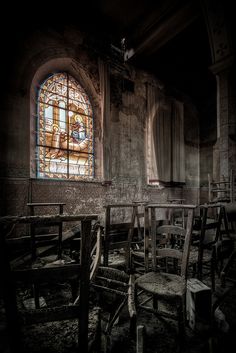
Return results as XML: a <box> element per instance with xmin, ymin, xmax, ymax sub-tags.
<box><xmin>36</xmin><ymin>73</ymin><xmax>94</xmax><ymax>180</ymax></box>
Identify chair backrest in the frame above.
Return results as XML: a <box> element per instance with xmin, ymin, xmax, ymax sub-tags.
<box><xmin>89</xmin><ymin>223</ymin><xmax>102</xmax><ymax>281</ymax></box>
<box><xmin>208</xmin><ymin>172</ymin><xmax>236</xmax><ymax>203</ymax></box>
<box><xmin>145</xmin><ymin>204</ymin><xmax>196</xmax><ymax>279</ymax></box>
<box><xmin>198</xmin><ymin>203</ymin><xmax>229</xmax><ymax>247</ymax></box>
<box><xmin>103</xmin><ymin>203</ymin><xmax>145</xmax><ymax>269</ymax></box>
<box><xmin>27</xmin><ymin>202</ymin><xmax>66</xmax><ymax>261</ymax></box>
<box><xmin>230</xmin><ymin>169</ymin><xmax>236</xmax><ymax>203</ymax></box>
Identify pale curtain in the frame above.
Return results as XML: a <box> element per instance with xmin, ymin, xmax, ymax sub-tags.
<box><xmin>172</xmin><ymin>99</ymin><xmax>185</xmax><ymax>183</ymax></box>
<box><xmin>147</xmin><ymin>84</ymin><xmax>185</xmax><ymax>183</ymax></box>
<box><xmin>98</xmin><ymin>59</ymin><xmax>111</xmax><ymax>180</ymax></box>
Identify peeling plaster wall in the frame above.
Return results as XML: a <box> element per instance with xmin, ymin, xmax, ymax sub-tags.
<box><xmin>0</xmin><ymin>27</ymin><xmax>200</xmax><ymax>218</ymax></box>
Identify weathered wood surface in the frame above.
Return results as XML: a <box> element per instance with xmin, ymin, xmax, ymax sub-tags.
<box><xmin>12</xmin><ymin>264</ymin><xmax>81</xmax><ymax>283</ymax></box>
<box><xmin>146</xmin><ymin>203</ymin><xmax>196</xmax><ymax>209</ymax></box>
<box><xmin>27</xmin><ymin>203</ymin><xmax>65</xmax><ymax>258</ymax></box>
<box><xmin>78</xmin><ymin>220</ymin><xmax>92</xmax><ymax>353</ymax></box>
<box><xmin>104</xmin><ymin>204</ymin><xmax>142</xmax><ymax>269</ymax></box>
<box><xmin>134</xmin><ymin>204</ymin><xmax>195</xmax><ymax>340</ymax></box>
<box><xmin>128</xmin><ymin>274</ymin><xmax>136</xmax><ymax>333</ymax></box>
<box><xmin>105</xmin><ymin>203</ymin><xmax>139</xmax><ymax>208</ymax></box>
<box><xmin>1</xmin><ymin>214</ymin><xmax>98</xmax><ymax>353</ymax></box>
<box><xmin>27</xmin><ymin>202</ymin><xmax>66</xmax><ymax>207</ymax></box>
<box><xmin>136</xmin><ymin>325</ymin><xmax>145</xmax><ymax>353</ymax></box>
<box><xmin>20</xmin><ymin>305</ymin><xmax>80</xmax><ymax>325</ymax></box>
<box><xmin>10</xmin><ymin>227</ymin><xmax>80</xmax><ymax>269</ymax></box>
<box><xmin>0</xmin><ymin>214</ymin><xmax>98</xmax><ymax>224</ymax></box>
<box><xmin>7</xmin><ymin>233</ymin><xmax>60</xmax><ymax>246</ymax></box>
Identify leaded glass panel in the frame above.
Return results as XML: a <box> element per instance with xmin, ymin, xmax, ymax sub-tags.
<box><xmin>37</xmin><ymin>73</ymin><xmax>94</xmax><ymax>179</ymax></box>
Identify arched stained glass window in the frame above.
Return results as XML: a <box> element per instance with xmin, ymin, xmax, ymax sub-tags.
<box><xmin>37</xmin><ymin>72</ymin><xmax>94</xmax><ymax>180</ymax></box>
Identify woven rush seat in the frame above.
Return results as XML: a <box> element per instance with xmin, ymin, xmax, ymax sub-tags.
<box><xmin>136</xmin><ymin>271</ymin><xmax>185</xmax><ymax>300</ymax></box>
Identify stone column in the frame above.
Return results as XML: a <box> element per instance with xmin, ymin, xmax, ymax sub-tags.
<box><xmin>210</xmin><ymin>56</ymin><xmax>234</xmax><ymax>179</ymax></box>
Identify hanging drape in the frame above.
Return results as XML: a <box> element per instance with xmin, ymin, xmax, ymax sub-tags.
<box><xmin>147</xmin><ymin>84</ymin><xmax>185</xmax><ymax>184</ymax></box>
<box><xmin>172</xmin><ymin>99</ymin><xmax>185</xmax><ymax>183</ymax></box>
<box><xmin>98</xmin><ymin>59</ymin><xmax>111</xmax><ymax>180</ymax></box>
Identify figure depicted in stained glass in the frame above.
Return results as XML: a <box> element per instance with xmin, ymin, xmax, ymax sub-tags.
<box><xmin>37</xmin><ymin>73</ymin><xmax>93</xmax><ymax>179</ymax></box>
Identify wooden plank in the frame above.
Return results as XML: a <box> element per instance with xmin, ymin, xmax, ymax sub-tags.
<box><xmin>90</xmin><ymin>226</ymin><xmax>102</xmax><ymax>281</ymax></box>
<box><xmin>0</xmin><ymin>223</ymin><xmax>21</xmax><ymax>353</ymax></box>
<box><xmin>92</xmin><ymin>284</ymin><xmax>127</xmax><ymax>296</ymax></box>
<box><xmin>0</xmin><ymin>214</ymin><xmax>98</xmax><ymax>224</ymax></box>
<box><xmin>12</xmin><ymin>264</ymin><xmax>81</xmax><ymax>283</ymax></box>
<box><xmin>95</xmin><ymin>276</ymin><xmax>129</xmax><ymax>288</ymax></box>
<box><xmin>79</xmin><ymin>219</ymin><xmax>92</xmax><ymax>353</ymax></box>
<box><xmin>20</xmin><ymin>305</ymin><xmax>80</xmax><ymax>325</ymax></box>
<box><xmin>181</xmin><ymin>208</ymin><xmax>194</xmax><ymax>277</ymax></box>
<box><xmin>146</xmin><ymin>204</ymin><xmax>196</xmax><ymax>209</ymax></box>
<box><xmin>204</xmin><ymin>222</ymin><xmax>220</xmax><ymax>230</ymax></box>
<box><xmin>151</xmin><ymin>208</ymin><xmax>156</xmax><ymax>270</ymax></box>
<box><xmin>144</xmin><ymin>207</ymin><xmax>150</xmax><ymax>272</ymax></box>
<box><xmin>6</xmin><ymin>233</ymin><xmax>60</xmax><ymax>246</ymax></box>
<box><xmin>104</xmin><ymin>207</ymin><xmax>110</xmax><ymax>266</ymax></box>
<box><xmin>105</xmin><ymin>204</ymin><xmax>137</xmax><ymax>208</ymax></box>
<box><xmin>108</xmin><ymin>241</ymin><xmax>130</xmax><ymax>249</ymax></box>
<box><xmin>136</xmin><ymin>325</ymin><xmax>145</xmax><ymax>353</ymax></box>
<box><xmin>27</xmin><ymin>203</ymin><xmax>66</xmax><ymax>206</ymax></box>
<box><xmin>10</xmin><ymin>228</ymin><xmax>80</xmax><ymax>268</ymax></box>
<box><xmin>109</xmin><ymin>223</ymin><xmax>132</xmax><ymax>230</ymax></box>
<box><xmin>128</xmin><ymin>275</ymin><xmax>136</xmax><ymax>333</ymax></box>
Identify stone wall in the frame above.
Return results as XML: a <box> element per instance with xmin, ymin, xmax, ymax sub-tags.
<box><xmin>0</xmin><ymin>26</ymin><xmax>201</xmax><ymax>219</ymax></box>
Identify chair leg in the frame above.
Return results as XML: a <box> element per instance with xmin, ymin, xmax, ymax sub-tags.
<box><xmin>33</xmin><ymin>283</ymin><xmax>40</xmax><ymax>309</ymax></box>
<box><xmin>192</xmin><ymin>263</ymin><xmax>197</xmax><ymax>277</ymax></box>
<box><xmin>211</xmin><ymin>247</ymin><xmax>217</xmax><ymax>292</ymax></box>
<box><xmin>211</xmin><ymin>258</ymin><xmax>216</xmax><ymax>292</ymax></box>
<box><xmin>177</xmin><ymin>298</ymin><xmax>185</xmax><ymax>344</ymax></box>
<box><xmin>198</xmin><ymin>256</ymin><xmax>203</xmax><ymax>281</ymax></box>
<box><xmin>134</xmin><ymin>283</ymin><xmax>138</xmax><ymax>310</ymax></box>
<box><xmin>153</xmin><ymin>294</ymin><xmax>158</xmax><ymax>310</ymax></box>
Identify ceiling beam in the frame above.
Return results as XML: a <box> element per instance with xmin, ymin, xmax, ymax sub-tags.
<box><xmin>124</xmin><ymin>1</ymin><xmax>200</xmax><ymax>61</ymax></box>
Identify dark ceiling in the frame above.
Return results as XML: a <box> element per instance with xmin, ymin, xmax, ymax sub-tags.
<box><xmin>82</xmin><ymin>0</ymin><xmax>216</xmax><ymax>110</ymax></box>
<box><xmin>132</xmin><ymin>16</ymin><xmax>216</xmax><ymax>106</ymax></box>
<box><xmin>77</xmin><ymin>0</ymin><xmax>216</xmax><ymax>109</ymax></box>
<box><xmin>2</xmin><ymin>0</ymin><xmax>229</xmax><ymax>111</ymax></box>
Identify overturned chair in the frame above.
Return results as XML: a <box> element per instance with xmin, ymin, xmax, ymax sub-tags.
<box><xmin>91</xmin><ymin>266</ymin><xmax>136</xmax><ymax>352</ymax></box>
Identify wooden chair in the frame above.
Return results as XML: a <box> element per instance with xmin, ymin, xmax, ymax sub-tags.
<box><xmin>219</xmin><ymin>202</ymin><xmax>236</xmax><ymax>288</ymax></box>
<box><xmin>27</xmin><ymin>202</ymin><xmax>66</xmax><ymax>261</ymax></box>
<box><xmin>210</xmin><ymin>202</ymin><xmax>236</xmax><ymax>326</ymax></box>
<box><xmin>91</xmin><ymin>266</ymin><xmax>136</xmax><ymax>351</ymax></box>
<box><xmin>167</xmin><ymin>198</ymin><xmax>186</xmax><ymax>227</ymax></box>
<box><xmin>0</xmin><ymin>214</ymin><xmax>100</xmax><ymax>353</ymax></box>
<box><xmin>130</xmin><ymin>201</ymin><xmax>184</xmax><ymax>275</ymax></box>
<box><xmin>134</xmin><ymin>204</ymin><xmax>195</xmax><ymax>341</ymax></box>
<box><xmin>130</xmin><ymin>205</ymin><xmax>148</xmax><ymax>274</ymax></box>
<box><xmin>103</xmin><ymin>203</ymin><xmax>144</xmax><ymax>271</ymax></box>
<box><xmin>188</xmin><ymin>203</ymin><xmax>233</xmax><ymax>292</ymax></box>
<box><xmin>208</xmin><ymin>170</ymin><xmax>236</xmax><ymax>204</ymax></box>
